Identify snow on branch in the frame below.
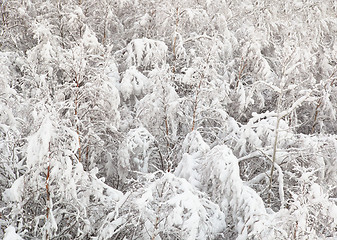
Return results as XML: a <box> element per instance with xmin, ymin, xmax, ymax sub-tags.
<box><xmin>126</xmin><ymin>38</ymin><xmax>167</xmax><ymax>68</ymax></box>
<box><xmin>278</xmin><ymin>90</ymin><xmax>311</xmax><ymax>119</ymax></box>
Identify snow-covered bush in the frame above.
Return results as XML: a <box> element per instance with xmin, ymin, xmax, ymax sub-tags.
<box><xmin>201</xmin><ymin>145</ymin><xmax>268</xmax><ymax>239</ymax></box>
<box><xmin>126</xmin><ymin>38</ymin><xmax>167</xmax><ymax>69</ymax></box>
<box><xmin>2</xmin><ymin>114</ymin><xmax>122</xmax><ymax>238</ymax></box>
<box><xmin>98</xmin><ymin>172</ymin><xmax>225</xmax><ymax>240</ymax></box>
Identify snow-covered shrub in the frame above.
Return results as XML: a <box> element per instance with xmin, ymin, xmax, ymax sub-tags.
<box><xmin>175</xmin><ymin>131</ymin><xmax>210</xmax><ymax>188</ymax></box>
<box><xmin>54</xmin><ymin>27</ymin><xmax>122</xmax><ymax>177</ymax></box>
<box><xmin>252</xmin><ymin>166</ymin><xmax>337</xmax><ymax>240</ymax></box>
<box><xmin>120</xmin><ymin>66</ymin><xmax>149</xmax><ymax>101</ymax></box>
<box><xmin>98</xmin><ymin>172</ymin><xmax>226</xmax><ymax>240</ymax></box>
<box><xmin>285</xmin><ymin>167</ymin><xmax>337</xmax><ymax>239</ymax></box>
<box><xmin>2</xmin><ymin>115</ymin><xmax>123</xmax><ymax>239</ymax></box>
<box><xmin>126</xmin><ymin>38</ymin><xmax>167</xmax><ymax>69</ymax></box>
<box><xmin>118</xmin><ymin>127</ymin><xmax>156</xmax><ymax>180</ymax></box>
<box><xmin>135</xmin><ymin>66</ymin><xmax>179</xmax><ymax>138</ymax></box>
<box><xmin>201</xmin><ymin>145</ymin><xmax>268</xmax><ymax>239</ymax></box>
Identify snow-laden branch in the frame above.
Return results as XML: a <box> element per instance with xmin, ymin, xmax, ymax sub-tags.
<box><xmin>278</xmin><ymin>90</ymin><xmax>311</xmax><ymax>119</ymax></box>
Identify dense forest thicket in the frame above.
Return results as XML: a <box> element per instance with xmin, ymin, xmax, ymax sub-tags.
<box><xmin>0</xmin><ymin>0</ymin><xmax>336</xmax><ymax>239</ymax></box>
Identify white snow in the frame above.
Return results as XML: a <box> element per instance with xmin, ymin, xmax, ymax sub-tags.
<box><xmin>26</xmin><ymin>115</ymin><xmax>54</xmax><ymax>169</ymax></box>
<box><xmin>2</xmin><ymin>176</ymin><xmax>25</xmax><ymax>203</ymax></box>
<box><xmin>3</xmin><ymin>226</ymin><xmax>23</xmax><ymax>240</ymax></box>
